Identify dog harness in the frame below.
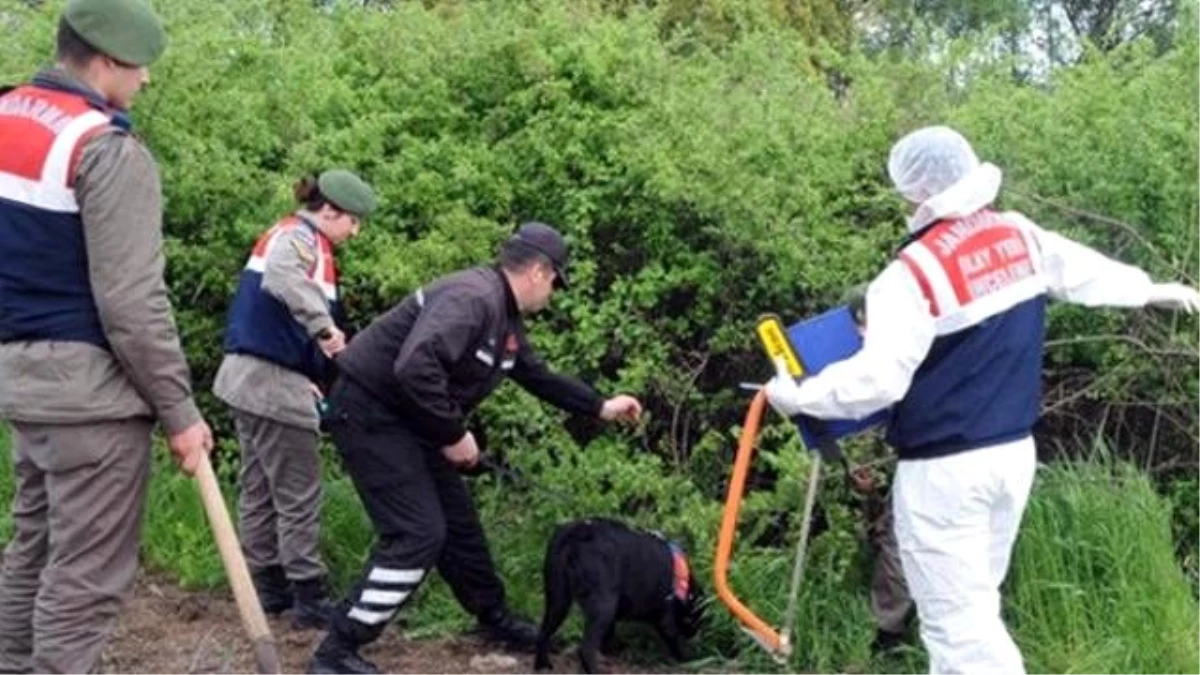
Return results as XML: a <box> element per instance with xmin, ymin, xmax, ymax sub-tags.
<box><xmin>223</xmin><ymin>215</ymin><xmax>341</xmax><ymax>382</ymax></box>
<box><xmin>667</xmin><ymin>541</ymin><xmax>689</xmax><ymax>602</ymax></box>
<box><xmin>648</xmin><ymin>529</ymin><xmax>690</xmax><ymax>602</ymax></box>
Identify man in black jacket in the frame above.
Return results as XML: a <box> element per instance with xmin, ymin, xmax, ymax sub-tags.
<box><xmin>310</xmin><ymin>222</ymin><xmax>643</xmax><ymax>674</ymax></box>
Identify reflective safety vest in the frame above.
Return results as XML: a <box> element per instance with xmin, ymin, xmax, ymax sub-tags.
<box><xmin>887</xmin><ymin>209</ymin><xmax>1049</xmax><ymax>459</ymax></box>
<box><xmin>0</xmin><ymin>83</ymin><xmax>123</xmax><ymax>346</ymax></box>
<box><xmin>223</xmin><ymin>215</ymin><xmax>341</xmax><ymax>382</ymax></box>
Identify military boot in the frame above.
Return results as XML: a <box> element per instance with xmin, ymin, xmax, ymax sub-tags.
<box><xmin>475</xmin><ymin>607</ymin><xmax>540</xmax><ymax>652</ymax></box>
<box><xmin>250</xmin><ymin>565</ymin><xmax>292</xmax><ymax>616</ymax></box>
<box><xmin>308</xmin><ymin>632</ymin><xmax>379</xmax><ymax>674</ymax></box>
<box><xmin>292</xmin><ymin>576</ymin><xmax>338</xmax><ymax>630</ymax></box>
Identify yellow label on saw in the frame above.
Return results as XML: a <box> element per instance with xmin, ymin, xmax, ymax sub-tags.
<box><xmin>756</xmin><ymin>314</ymin><xmax>804</xmax><ymax>377</ymax></box>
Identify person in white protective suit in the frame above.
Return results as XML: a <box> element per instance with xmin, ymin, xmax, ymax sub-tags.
<box><xmin>764</xmin><ymin>125</ymin><xmax>1200</xmax><ymax>675</ymax></box>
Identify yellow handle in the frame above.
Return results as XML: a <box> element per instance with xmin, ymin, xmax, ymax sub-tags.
<box><xmin>755</xmin><ymin>314</ymin><xmax>804</xmax><ymax>377</ymax></box>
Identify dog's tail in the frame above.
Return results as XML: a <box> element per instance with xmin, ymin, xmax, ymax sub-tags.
<box><xmin>535</xmin><ymin>524</ymin><xmax>580</xmax><ymax>670</ymax></box>
<box><xmin>543</xmin><ymin>524</ymin><xmax>578</xmax><ymax>603</ymax></box>
<box><xmin>559</xmin><ymin>524</ymin><xmax>598</xmax><ymax>598</ymax></box>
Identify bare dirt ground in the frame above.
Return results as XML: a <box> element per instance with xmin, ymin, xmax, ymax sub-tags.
<box><xmin>97</xmin><ymin>573</ymin><xmax>682</xmax><ymax>674</ymax></box>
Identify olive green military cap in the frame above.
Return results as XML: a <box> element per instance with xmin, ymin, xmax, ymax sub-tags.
<box><xmin>318</xmin><ymin>170</ymin><xmax>377</xmax><ymax>218</ymax></box>
<box><xmin>64</xmin><ymin>0</ymin><xmax>167</xmax><ymax>67</ymax></box>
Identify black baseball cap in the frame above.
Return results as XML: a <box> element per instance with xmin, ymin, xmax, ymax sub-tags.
<box><xmin>510</xmin><ymin>221</ymin><xmax>569</xmax><ymax>289</ymax></box>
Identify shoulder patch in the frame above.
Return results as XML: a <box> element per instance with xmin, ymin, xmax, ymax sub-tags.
<box><xmin>289</xmin><ymin>237</ymin><xmax>317</xmax><ymax>265</ymax></box>
<box><xmin>291</xmin><ymin>225</ymin><xmax>317</xmax><ymax>246</ymax></box>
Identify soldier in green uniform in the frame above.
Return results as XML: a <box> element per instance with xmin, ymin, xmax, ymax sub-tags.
<box><xmin>0</xmin><ymin>1</ymin><xmax>213</xmax><ymax>671</ymax></box>
<box><xmin>214</xmin><ymin>170</ymin><xmax>376</xmax><ymax>630</ymax></box>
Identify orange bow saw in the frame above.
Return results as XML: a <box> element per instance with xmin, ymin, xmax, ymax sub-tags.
<box><xmin>713</xmin><ymin>314</ymin><xmax>850</xmax><ymax>663</ymax></box>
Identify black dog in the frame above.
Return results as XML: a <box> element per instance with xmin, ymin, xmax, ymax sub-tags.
<box><xmin>534</xmin><ymin>518</ymin><xmax>705</xmax><ymax>673</ymax></box>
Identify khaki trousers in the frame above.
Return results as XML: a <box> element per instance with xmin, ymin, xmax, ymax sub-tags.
<box><xmin>233</xmin><ymin>409</ymin><xmax>325</xmax><ymax>581</ymax></box>
<box><xmin>0</xmin><ymin>419</ymin><xmax>152</xmax><ymax>674</ymax></box>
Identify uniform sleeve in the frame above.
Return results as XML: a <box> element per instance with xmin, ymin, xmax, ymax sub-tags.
<box><xmin>392</xmin><ymin>292</ymin><xmax>486</xmax><ymax>446</ymax></box>
<box><xmin>1017</xmin><ymin>214</ymin><xmax>1155</xmax><ymax>307</ymax></box>
<box><xmin>76</xmin><ymin>132</ymin><xmax>201</xmax><ymax>434</ymax></box>
<box><xmin>784</xmin><ymin>260</ymin><xmax>937</xmax><ymax>420</ymax></box>
<box><xmin>510</xmin><ymin>339</ymin><xmax>605</xmax><ymax>417</ymax></box>
<box><xmin>261</xmin><ymin>227</ymin><xmax>335</xmax><ymax>336</ymax></box>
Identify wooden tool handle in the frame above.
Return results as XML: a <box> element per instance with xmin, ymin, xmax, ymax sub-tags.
<box><xmin>194</xmin><ymin>455</ymin><xmax>281</xmax><ymax>674</ymax></box>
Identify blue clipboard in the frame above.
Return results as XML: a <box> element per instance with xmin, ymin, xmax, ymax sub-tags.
<box><xmin>785</xmin><ymin>305</ymin><xmax>889</xmax><ymax>448</ymax></box>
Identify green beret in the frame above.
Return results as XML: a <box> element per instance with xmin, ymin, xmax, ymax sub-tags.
<box><xmin>65</xmin><ymin>0</ymin><xmax>167</xmax><ymax>67</ymax></box>
<box><xmin>318</xmin><ymin>170</ymin><xmax>377</xmax><ymax>218</ymax></box>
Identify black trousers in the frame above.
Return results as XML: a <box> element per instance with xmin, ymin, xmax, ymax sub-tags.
<box><xmin>325</xmin><ymin>378</ymin><xmax>506</xmax><ymax>647</ymax></box>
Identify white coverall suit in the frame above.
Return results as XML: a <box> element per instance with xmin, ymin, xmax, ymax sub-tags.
<box><xmin>765</xmin><ymin>126</ymin><xmax>1199</xmax><ymax>674</ymax></box>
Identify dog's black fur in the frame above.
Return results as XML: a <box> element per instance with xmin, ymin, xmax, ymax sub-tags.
<box><xmin>534</xmin><ymin>518</ymin><xmax>705</xmax><ymax>673</ymax></box>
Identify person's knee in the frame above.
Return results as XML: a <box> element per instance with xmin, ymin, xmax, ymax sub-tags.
<box><xmin>274</xmin><ymin>490</ymin><xmax>323</xmax><ymax>525</ymax></box>
<box><xmin>418</xmin><ymin>517</ymin><xmax>448</xmax><ymax>560</ymax></box>
<box><xmin>379</xmin><ymin>515</ymin><xmax>446</xmax><ymax>567</ymax></box>
<box><xmin>0</xmin><ymin>549</ymin><xmax>47</xmax><ymax>582</ymax></box>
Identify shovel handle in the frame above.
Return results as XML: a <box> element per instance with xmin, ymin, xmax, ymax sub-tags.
<box><xmin>194</xmin><ymin>455</ymin><xmax>281</xmax><ymax>674</ymax></box>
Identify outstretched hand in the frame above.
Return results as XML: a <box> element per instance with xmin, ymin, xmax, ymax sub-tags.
<box><xmin>600</xmin><ymin>395</ymin><xmax>642</xmax><ymax>423</ymax></box>
<box><xmin>1149</xmin><ymin>282</ymin><xmax>1200</xmax><ymax>313</ymax></box>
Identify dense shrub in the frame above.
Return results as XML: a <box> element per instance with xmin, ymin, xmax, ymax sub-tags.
<box><xmin>1</xmin><ymin>0</ymin><xmax>1196</xmax><ymax>671</ymax></box>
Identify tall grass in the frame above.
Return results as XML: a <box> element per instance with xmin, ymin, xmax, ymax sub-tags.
<box><xmin>139</xmin><ymin>436</ymin><xmax>381</xmax><ymax>591</ymax></box>
<box><xmin>139</xmin><ymin>453</ymin><xmax>228</xmax><ymax>587</ymax></box>
<box><xmin>1</xmin><ymin>423</ymin><xmax>1196</xmax><ymax>673</ymax></box>
<box><xmin>1009</xmin><ymin>462</ymin><xmax>1200</xmax><ymax>674</ymax></box>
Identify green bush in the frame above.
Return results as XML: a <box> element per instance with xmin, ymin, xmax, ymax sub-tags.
<box><xmin>4</xmin><ymin>0</ymin><xmax>1193</xmax><ymax>471</ymax></box>
<box><xmin>1</xmin><ymin>0</ymin><xmax>1197</xmax><ymax>671</ymax></box>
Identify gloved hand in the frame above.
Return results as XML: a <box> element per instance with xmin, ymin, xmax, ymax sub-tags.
<box><xmin>1148</xmin><ymin>282</ymin><xmax>1200</xmax><ymax>313</ymax></box>
<box><xmin>763</xmin><ymin>356</ymin><xmax>806</xmax><ymax>418</ymax></box>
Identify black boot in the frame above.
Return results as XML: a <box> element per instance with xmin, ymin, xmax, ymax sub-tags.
<box><xmin>870</xmin><ymin>628</ymin><xmax>911</xmax><ymax>656</ymax></box>
<box><xmin>292</xmin><ymin>576</ymin><xmax>338</xmax><ymax>630</ymax></box>
<box><xmin>475</xmin><ymin>607</ymin><xmax>540</xmax><ymax>652</ymax></box>
<box><xmin>251</xmin><ymin>565</ymin><xmax>292</xmax><ymax>616</ymax></box>
<box><xmin>309</xmin><ymin>633</ymin><xmax>379</xmax><ymax>675</ymax></box>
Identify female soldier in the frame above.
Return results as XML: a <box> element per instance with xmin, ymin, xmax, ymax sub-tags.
<box><xmin>214</xmin><ymin>170</ymin><xmax>376</xmax><ymax>629</ymax></box>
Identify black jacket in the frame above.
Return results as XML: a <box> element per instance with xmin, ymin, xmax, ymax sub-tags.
<box><xmin>336</xmin><ymin>266</ymin><xmax>605</xmax><ymax>446</ymax></box>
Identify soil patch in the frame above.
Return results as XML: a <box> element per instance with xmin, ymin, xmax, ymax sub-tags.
<box><xmin>98</xmin><ymin>573</ymin><xmax>684</xmax><ymax>674</ymax></box>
